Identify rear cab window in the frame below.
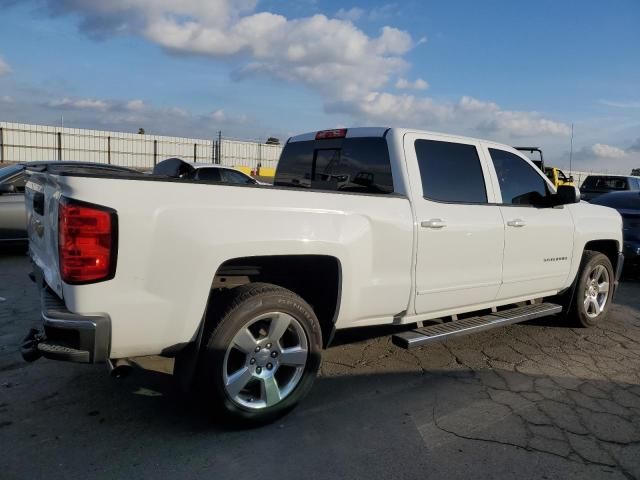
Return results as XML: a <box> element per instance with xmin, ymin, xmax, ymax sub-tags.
<box><xmin>582</xmin><ymin>176</ymin><xmax>629</xmax><ymax>191</ymax></box>
<box><xmin>275</xmin><ymin>136</ymin><xmax>394</xmax><ymax>194</ymax></box>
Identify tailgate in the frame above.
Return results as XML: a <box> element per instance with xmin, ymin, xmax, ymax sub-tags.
<box><xmin>25</xmin><ymin>172</ymin><xmax>64</xmax><ymax>297</ymax></box>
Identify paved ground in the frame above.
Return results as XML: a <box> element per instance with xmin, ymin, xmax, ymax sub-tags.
<box><xmin>1</xmin><ymin>249</ymin><xmax>640</xmax><ymax>480</ymax></box>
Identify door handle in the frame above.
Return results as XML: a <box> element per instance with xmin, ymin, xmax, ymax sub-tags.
<box><xmin>421</xmin><ymin>218</ymin><xmax>447</xmax><ymax>229</ymax></box>
<box><xmin>507</xmin><ymin>218</ymin><xmax>526</xmax><ymax>228</ymax></box>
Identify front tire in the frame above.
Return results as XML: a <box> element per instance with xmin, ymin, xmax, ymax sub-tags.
<box><xmin>199</xmin><ymin>283</ymin><xmax>322</xmax><ymax>424</ymax></box>
<box><xmin>569</xmin><ymin>251</ymin><xmax>614</xmax><ymax>327</ymax></box>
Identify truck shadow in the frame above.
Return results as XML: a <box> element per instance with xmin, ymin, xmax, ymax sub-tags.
<box><xmin>3</xmin><ymin>360</ymin><xmax>639</xmax><ymax>479</ymax></box>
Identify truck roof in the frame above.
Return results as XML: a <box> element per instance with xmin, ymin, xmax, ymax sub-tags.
<box><xmin>287</xmin><ymin>127</ymin><xmax>518</xmax><ymax>152</ymax></box>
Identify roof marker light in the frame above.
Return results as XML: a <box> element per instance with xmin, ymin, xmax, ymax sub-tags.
<box><xmin>315</xmin><ymin>129</ymin><xmax>347</xmax><ymax>140</ymax></box>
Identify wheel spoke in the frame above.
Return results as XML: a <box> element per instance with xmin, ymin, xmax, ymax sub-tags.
<box><xmin>233</xmin><ymin>328</ymin><xmax>258</xmax><ymax>354</ymax></box>
<box><xmin>279</xmin><ymin>346</ymin><xmax>308</xmax><ymax>367</ymax></box>
<box><xmin>584</xmin><ymin>295</ymin><xmax>592</xmax><ymax>312</ymax></box>
<box><xmin>225</xmin><ymin>367</ymin><xmax>253</xmax><ymax>398</ymax></box>
<box><xmin>598</xmin><ymin>281</ymin><xmax>609</xmax><ymax>294</ymax></box>
<box><xmin>259</xmin><ymin>375</ymin><xmax>282</xmax><ymax>407</ymax></box>
<box><xmin>589</xmin><ymin>297</ymin><xmax>601</xmax><ymax>315</ymax></box>
<box><xmin>268</xmin><ymin>313</ymin><xmax>291</xmax><ymax>344</ymax></box>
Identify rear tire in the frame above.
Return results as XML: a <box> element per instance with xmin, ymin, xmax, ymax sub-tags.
<box><xmin>569</xmin><ymin>251</ymin><xmax>614</xmax><ymax>327</ymax></box>
<box><xmin>198</xmin><ymin>283</ymin><xmax>322</xmax><ymax>425</ymax></box>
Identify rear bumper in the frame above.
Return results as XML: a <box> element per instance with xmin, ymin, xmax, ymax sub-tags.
<box><xmin>41</xmin><ymin>288</ymin><xmax>111</xmax><ymax>363</ymax></box>
<box><xmin>22</xmin><ymin>287</ymin><xmax>111</xmax><ymax>364</ymax></box>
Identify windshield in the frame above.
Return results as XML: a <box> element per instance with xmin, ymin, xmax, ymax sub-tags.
<box><xmin>0</xmin><ymin>164</ymin><xmax>24</xmax><ymax>182</ymax></box>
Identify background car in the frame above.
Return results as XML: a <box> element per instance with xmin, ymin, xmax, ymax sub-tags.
<box><xmin>580</xmin><ymin>175</ymin><xmax>640</xmax><ymax>202</ymax></box>
<box><xmin>0</xmin><ymin>161</ymin><xmax>137</xmax><ymax>244</ymax></box>
<box><xmin>152</xmin><ymin>157</ymin><xmax>268</xmax><ymax>185</ymax></box>
<box><xmin>591</xmin><ymin>190</ymin><xmax>640</xmax><ymax>269</ymax></box>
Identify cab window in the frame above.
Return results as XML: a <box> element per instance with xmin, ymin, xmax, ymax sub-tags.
<box><xmin>489</xmin><ymin>149</ymin><xmax>548</xmax><ymax>205</ymax></box>
<box><xmin>414</xmin><ymin>139</ymin><xmax>487</xmax><ymax>204</ymax></box>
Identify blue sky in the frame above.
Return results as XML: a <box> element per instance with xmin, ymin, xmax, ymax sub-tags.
<box><xmin>0</xmin><ymin>0</ymin><xmax>638</xmax><ymax>172</ymax></box>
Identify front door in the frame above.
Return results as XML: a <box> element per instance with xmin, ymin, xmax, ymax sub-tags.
<box><xmin>486</xmin><ymin>147</ymin><xmax>574</xmax><ymax>300</ymax></box>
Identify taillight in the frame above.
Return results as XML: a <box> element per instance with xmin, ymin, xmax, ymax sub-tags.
<box><xmin>315</xmin><ymin>128</ymin><xmax>347</xmax><ymax>140</ymax></box>
<box><xmin>58</xmin><ymin>198</ymin><xmax>117</xmax><ymax>284</ymax></box>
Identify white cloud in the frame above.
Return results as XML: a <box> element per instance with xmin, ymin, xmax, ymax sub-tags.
<box><xmin>0</xmin><ymin>56</ymin><xmax>12</xmax><ymax>76</ymax></box>
<box><xmin>125</xmin><ymin>99</ymin><xmax>146</xmax><ymax>111</ymax></box>
<box><xmin>333</xmin><ymin>93</ymin><xmax>570</xmax><ymax>138</ymax></box>
<box><xmin>209</xmin><ymin>109</ymin><xmax>225</xmax><ymax>121</ymax></box>
<box><xmin>599</xmin><ymin>99</ymin><xmax>640</xmax><ymax>109</ymax></box>
<box><xmin>0</xmin><ymin>95</ymin><xmax>12</xmax><ymax>103</ymax></box>
<box><xmin>592</xmin><ymin>143</ymin><xmax>627</xmax><ymax>159</ymax></box>
<box><xmin>335</xmin><ymin>7</ymin><xmax>364</xmax><ymax>22</ymax></box>
<box><xmin>48</xmin><ymin>97</ymin><xmax>110</xmax><ymax>111</ymax></box>
<box><xmin>395</xmin><ymin>77</ymin><xmax>429</xmax><ymax>90</ymax></box>
<box><xmin>22</xmin><ymin>0</ymin><xmax>569</xmax><ymax>140</ymax></box>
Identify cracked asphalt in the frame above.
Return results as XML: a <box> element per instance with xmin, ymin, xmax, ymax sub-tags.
<box><xmin>1</xmin><ymin>250</ymin><xmax>640</xmax><ymax>480</ymax></box>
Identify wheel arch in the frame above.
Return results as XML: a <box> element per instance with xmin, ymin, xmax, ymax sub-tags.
<box><xmin>583</xmin><ymin>239</ymin><xmax>620</xmax><ymax>270</ymax></box>
<box><xmin>207</xmin><ymin>254</ymin><xmax>342</xmax><ymax>349</ymax></box>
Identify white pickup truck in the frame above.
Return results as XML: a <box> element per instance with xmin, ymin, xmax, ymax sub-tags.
<box><xmin>22</xmin><ymin>127</ymin><xmax>624</xmax><ymax>423</ymax></box>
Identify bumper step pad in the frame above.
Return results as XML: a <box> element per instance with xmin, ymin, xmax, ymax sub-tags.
<box><xmin>37</xmin><ymin>341</ymin><xmax>90</xmax><ymax>363</ymax></box>
<box><xmin>392</xmin><ymin>303</ymin><xmax>562</xmax><ymax>349</ymax></box>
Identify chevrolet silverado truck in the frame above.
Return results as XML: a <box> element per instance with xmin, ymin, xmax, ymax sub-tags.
<box><xmin>22</xmin><ymin>127</ymin><xmax>624</xmax><ymax>424</ymax></box>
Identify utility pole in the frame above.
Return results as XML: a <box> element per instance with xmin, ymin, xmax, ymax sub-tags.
<box><xmin>569</xmin><ymin>123</ymin><xmax>574</xmax><ymax>174</ymax></box>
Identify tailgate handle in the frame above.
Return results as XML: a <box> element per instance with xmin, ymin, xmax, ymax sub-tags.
<box><xmin>33</xmin><ymin>192</ymin><xmax>45</xmax><ymax>216</ymax></box>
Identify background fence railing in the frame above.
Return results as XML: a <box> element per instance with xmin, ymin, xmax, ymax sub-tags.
<box><xmin>0</xmin><ymin>121</ymin><xmax>284</xmax><ymax>174</ymax></box>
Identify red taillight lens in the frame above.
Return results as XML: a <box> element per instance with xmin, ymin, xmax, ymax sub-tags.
<box><xmin>58</xmin><ymin>198</ymin><xmax>117</xmax><ymax>284</ymax></box>
<box><xmin>315</xmin><ymin>128</ymin><xmax>347</xmax><ymax>140</ymax></box>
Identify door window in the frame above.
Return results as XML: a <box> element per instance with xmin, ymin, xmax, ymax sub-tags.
<box><xmin>489</xmin><ymin>149</ymin><xmax>548</xmax><ymax>205</ymax></box>
<box><xmin>221</xmin><ymin>169</ymin><xmax>255</xmax><ymax>184</ymax></box>
<box><xmin>414</xmin><ymin>139</ymin><xmax>487</xmax><ymax>203</ymax></box>
<box><xmin>194</xmin><ymin>168</ymin><xmax>221</xmax><ymax>182</ymax></box>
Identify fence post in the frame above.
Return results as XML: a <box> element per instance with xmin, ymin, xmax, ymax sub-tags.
<box><xmin>217</xmin><ymin>131</ymin><xmax>222</xmax><ymax>164</ymax></box>
<box><xmin>107</xmin><ymin>136</ymin><xmax>111</xmax><ymax>164</ymax></box>
<box><xmin>0</xmin><ymin>127</ymin><xmax>3</xmax><ymax>163</ymax></box>
<box><xmin>193</xmin><ymin>143</ymin><xmax>197</xmax><ymax>163</ymax></box>
<box><xmin>57</xmin><ymin>132</ymin><xmax>62</xmax><ymax>161</ymax></box>
<box><xmin>153</xmin><ymin>139</ymin><xmax>158</xmax><ymax>166</ymax></box>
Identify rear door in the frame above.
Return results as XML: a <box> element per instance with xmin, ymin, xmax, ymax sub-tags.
<box><xmin>404</xmin><ymin>133</ymin><xmax>505</xmax><ymax>315</ymax></box>
<box><xmin>485</xmin><ymin>147</ymin><xmax>574</xmax><ymax>300</ymax></box>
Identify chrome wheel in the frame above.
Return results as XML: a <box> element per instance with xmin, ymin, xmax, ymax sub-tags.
<box><xmin>583</xmin><ymin>264</ymin><xmax>610</xmax><ymax>319</ymax></box>
<box><xmin>223</xmin><ymin>312</ymin><xmax>309</xmax><ymax>410</ymax></box>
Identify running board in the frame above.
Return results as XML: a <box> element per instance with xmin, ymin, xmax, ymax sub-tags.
<box><xmin>392</xmin><ymin>303</ymin><xmax>562</xmax><ymax>349</ymax></box>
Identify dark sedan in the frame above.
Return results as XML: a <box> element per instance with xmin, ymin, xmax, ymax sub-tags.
<box><xmin>591</xmin><ymin>191</ymin><xmax>640</xmax><ymax>268</ymax></box>
<box><xmin>0</xmin><ymin>161</ymin><xmax>137</xmax><ymax>244</ymax></box>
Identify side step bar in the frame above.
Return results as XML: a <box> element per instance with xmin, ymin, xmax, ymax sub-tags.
<box><xmin>392</xmin><ymin>303</ymin><xmax>562</xmax><ymax>349</ymax></box>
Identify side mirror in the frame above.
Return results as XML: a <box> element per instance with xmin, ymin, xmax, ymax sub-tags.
<box><xmin>0</xmin><ymin>184</ymin><xmax>17</xmax><ymax>194</ymax></box>
<box><xmin>551</xmin><ymin>185</ymin><xmax>580</xmax><ymax>206</ymax></box>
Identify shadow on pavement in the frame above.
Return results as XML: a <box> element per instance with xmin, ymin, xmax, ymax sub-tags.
<box><xmin>1</xmin><ymin>356</ymin><xmax>639</xmax><ymax>480</ymax></box>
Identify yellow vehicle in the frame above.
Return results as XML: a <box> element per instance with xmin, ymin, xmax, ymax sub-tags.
<box><xmin>544</xmin><ymin>166</ymin><xmax>575</xmax><ymax>188</ymax></box>
<box><xmin>515</xmin><ymin>147</ymin><xmax>574</xmax><ymax>188</ymax></box>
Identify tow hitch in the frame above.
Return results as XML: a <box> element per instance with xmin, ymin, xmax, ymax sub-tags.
<box><xmin>21</xmin><ymin>328</ymin><xmax>45</xmax><ymax>362</ymax></box>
